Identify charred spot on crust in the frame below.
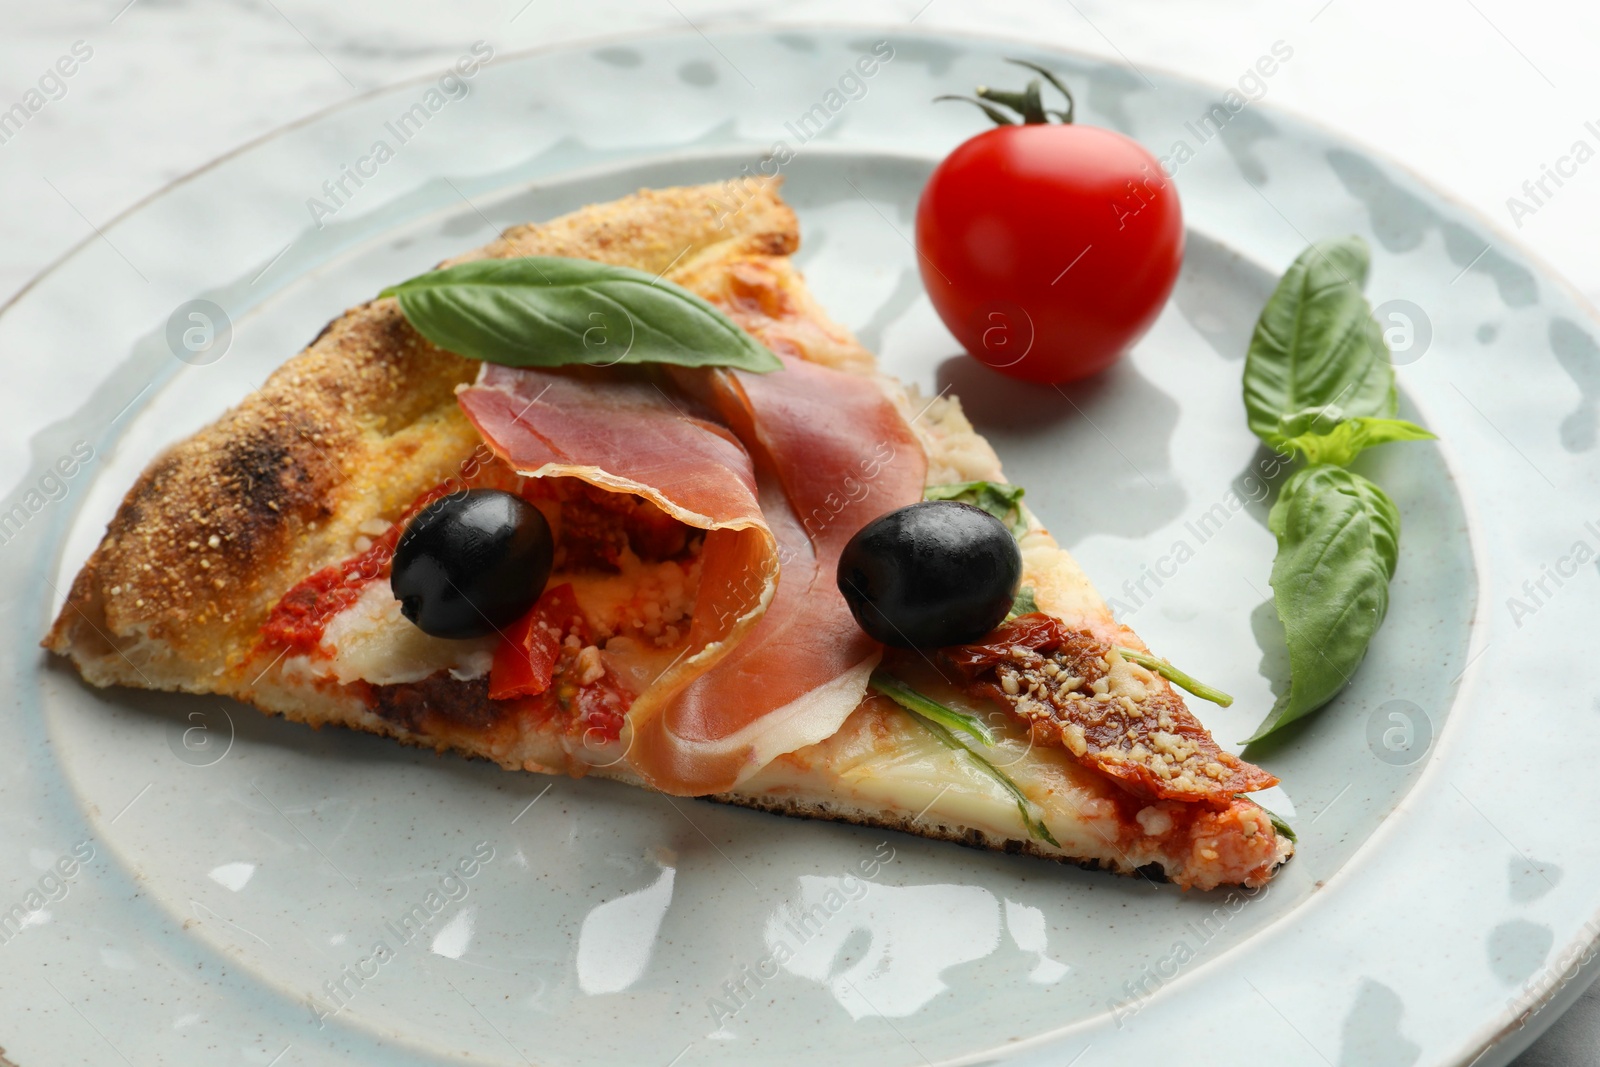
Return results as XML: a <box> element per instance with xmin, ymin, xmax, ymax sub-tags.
<box><xmin>1136</xmin><ymin>862</ymin><xmax>1170</xmax><ymax>883</ymax></box>
<box><xmin>218</xmin><ymin>426</ymin><xmax>337</xmax><ymax>540</ymax></box>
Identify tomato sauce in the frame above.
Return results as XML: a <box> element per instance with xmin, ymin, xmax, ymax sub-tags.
<box><xmin>257</xmin><ymin>483</ymin><xmax>457</xmax><ymax>655</ymax></box>
<box><xmin>257</xmin><ymin>471</ymin><xmax>657</xmax><ymax>745</ymax></box>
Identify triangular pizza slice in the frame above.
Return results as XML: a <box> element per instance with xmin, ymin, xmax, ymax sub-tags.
<box><xmin>46</xmin><ymin>180</ymin><xmax>1291</xmax><ymax>891</ymax></box>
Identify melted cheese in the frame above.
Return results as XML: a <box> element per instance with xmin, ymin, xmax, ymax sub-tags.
<box><xmin>562</xmin><ymin>549</ymin><xmax>700</xmax><ymax>646</ymax></box>
<box><xmin>312</xmin><ymin>551</ymin><xmax>700</xmax><ymax>693</ymax></box>
<box><xmin>315</xmin><ymin>582</ymin><xmax>494</xmax><ymax>686</ymax></box>
<box><xmin>740</xmin><ymin>699</ymin><xmax>1120</xmax><ymax>857</ymax></box>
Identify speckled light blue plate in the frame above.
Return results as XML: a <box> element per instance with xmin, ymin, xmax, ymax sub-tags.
<box><xmin>2</xmin><ymin>24</ymin><xmax>1595</xmax><ymax>1067</ymax></box>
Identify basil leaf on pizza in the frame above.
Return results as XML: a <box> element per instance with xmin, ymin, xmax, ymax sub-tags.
<box><xmin>924</xmin><ymin>480</ymin><xmax>1027</xmax><ymax>536</ymax></box>
<box><xmin>381</xmin><ymin>257</ymin><xmax>783</xmax><ymax>373</ymax></box>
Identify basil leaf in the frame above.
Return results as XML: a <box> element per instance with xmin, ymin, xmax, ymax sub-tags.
<box><xmin>380</xmin><ymin>257</ymin><xmax>782</xmax><ymax>374</ymax></box>
<box><xmin>1113</xmin><ymin>646</ymin><xmax>1233</xmax><ymax>708</ymax></box>
<box><xmin>1243</xmin><ymin>237</ymin><xmax>1396</xmax><ymax>447</ymax></box>
<box><xmin>1248</xmin><ymin>466</ymin><xmax>1400</xmax><ymax>742</ymax></box>
<box><xmin>924</xmin><ymin>480</ymin><xmax>1027</xmax><ymax>536</ymax></box>
<box><xmin>1273</xmin><ymin>403</ymin><xmax>1349</xmax><ymax>441</ymax></box>
<box><xmin>1007</xmin><ymin>586</ymin><xmax>1039</xmax><ymax>618</ymax></box>
<box><xmin>869</xmin><ymin>671</ymin><xmax>996</xmax><ymax>746</ymax></box>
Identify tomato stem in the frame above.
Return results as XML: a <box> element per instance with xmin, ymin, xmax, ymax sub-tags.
<box><xmin>935</xmin><ymin>58</ymin><xmax>1075</xmax><ymax>127</ymax></box>
<box><xmin>932</xmin><ymin>93</ymin><xmax>1015</xmax><ymax>126</ymax></box>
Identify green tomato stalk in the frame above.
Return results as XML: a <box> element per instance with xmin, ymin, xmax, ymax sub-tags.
<box><xmin>934</xmin><ymin>58</ymin><xmax>1076</xmax><ymax>126</ymax></box>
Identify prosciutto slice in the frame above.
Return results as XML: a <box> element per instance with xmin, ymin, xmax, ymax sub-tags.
<box><xmin>457</xmin><ymin>358</ymin><xmax>925</xmax><ymax>795</ymax></box>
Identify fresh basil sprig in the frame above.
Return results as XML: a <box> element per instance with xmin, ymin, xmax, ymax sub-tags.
<box><xmin>924</xmin><ymin>480</ymin><xmax>1028</xmax><ymax>536</ymax></box>
<box><xmin>380</xmin><ymin>257</ymin><xmax>782</xmax><ymax>374</ymax></box>
<box><xmin>869</xmin><ymin>673</ymin><xmax>1058</xmax><ymax>846</ymax></box>
<box><xmin>1242</xmin><ymin>237</ymin><xmax>1434</xmax><ymax>744</ymax></box>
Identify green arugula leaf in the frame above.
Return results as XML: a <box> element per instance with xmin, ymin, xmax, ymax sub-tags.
<box><xmin>1239</xmin><ymin>797</ymin><xmax>1298</xmax><ymax>843</ymax></box>
<box><xmin>1243</xmin><ymin>237</ymin><xmax>1395</xmax><ymax>447</ymax></box>
<box><xmin>871</xmin><ymin>673</ymin><xmax>1058</xmax><ymax>846</ymax></box>
<box><xmin>1266</xmin><ymin>809</ymin><xmax>1298</xmax><ymax>843</ymax></box>
<box><xmin>924</xmin><ymin>481</ymin><xmax>1027</xmax><ymax>536</ymax></box>
<box><xmin>1113</xmin><ymin>647</ymin><xmax>1234</xmax><ymax>708</ymax></box>
<box><xmin>1247</xmin><ymin>465</ymin><xmax>1400</xmax><ymax>742</ymax></box>
<box><xmin>869</xmin><ymin>671</ymin><xmax>996</xmax><ymax>746</ymax></box>
<box><xmin>1007</xmin><ymin>586</ymin><xmax>1039</xmax><ymax>619</ymax></box>
<box><xmin>1279</xmin><ymin>415</ymin><xmax>1435</xmax><ymax>467</ymax></box>
<box><xmin>380</xmin><ymin>257</ymin><xmax>782</xmax><ymax>374</ymax></box>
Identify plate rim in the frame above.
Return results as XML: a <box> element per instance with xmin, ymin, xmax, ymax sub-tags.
<box><xmin>7</xmin><ymin>22</ymin><xmax>1592</xmax><ymax>1067</ymax></box>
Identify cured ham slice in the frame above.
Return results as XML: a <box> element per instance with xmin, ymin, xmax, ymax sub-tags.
<box><xmin>634</xmin><ymin>357</ymin><xmax>926</xmax><ymax>792</ymax></box>
<box><xmin>456</xmin><ymin>364</ymin><xmax>777</xmax><ymax>783</ymax></box>
<box><xmin>459</xmin><ymin>357</ymin><xmax>925</xmax><ymax>794</ymax></box>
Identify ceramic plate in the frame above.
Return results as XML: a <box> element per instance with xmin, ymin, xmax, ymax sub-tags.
<box><xmin>3</xmin><ymin>24</ymin><xmax>1595</xmax><ymax>1067</ymax></box>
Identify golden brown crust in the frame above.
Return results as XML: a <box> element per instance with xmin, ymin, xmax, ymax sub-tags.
<box><xmin>46</xmin><ymin>305</ymin><xmax>476</xmax><ymax>689</ymax></box>
<box><xmin>44</xmin><ymin>180</ymin><xmax>802</xmax><ymax>691</ymax></box>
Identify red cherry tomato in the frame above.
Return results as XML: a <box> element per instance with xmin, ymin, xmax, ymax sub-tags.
<box><xmin>916</xmin><ymin>121</ymin><xmax>1183</xmax><ymax>384</ymax></box>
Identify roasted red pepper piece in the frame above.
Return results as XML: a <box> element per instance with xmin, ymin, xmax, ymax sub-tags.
<box><xmin>488</xmin><ymin>583</ymin><xmax>586</xmax><ymax>701</ymax></box>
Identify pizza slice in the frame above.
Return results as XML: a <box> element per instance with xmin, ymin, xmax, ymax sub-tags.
<box><xmin>46</xmin><ymin>179</ymin><xmax>1292</xmax><ymax>891</ymax></box>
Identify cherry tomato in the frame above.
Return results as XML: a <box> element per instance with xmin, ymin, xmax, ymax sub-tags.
<box><xmin>916</xmin><ymin>67</ymin><xmax>1183</xmax><ymax>384</ymax></box>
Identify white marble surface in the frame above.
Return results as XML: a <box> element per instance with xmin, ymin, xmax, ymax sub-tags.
<box><xmin>1</xmin><ymin>0</ymin><xmax>1596</xmax><ymax>1062</ymax></box>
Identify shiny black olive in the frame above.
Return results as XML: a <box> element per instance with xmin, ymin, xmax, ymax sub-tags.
<box><xmin>836</xmin><ymin>500</ymin><xmax>1022</xmax><ymax>649</ymax></box>
<box><xmin>390</xmin><ymin>489</ymin><xmax>553</xmax><ymax>639</ymax></box>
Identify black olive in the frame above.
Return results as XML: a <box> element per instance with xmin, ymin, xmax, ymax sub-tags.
<box><xmin>390</xmin><ymin>489</ymin><xmax>553</xmax><ymax>639</ymax></box>
<box><xmin>836</xmin><ymin>500</ymin><xmax>1022</xmax><ymax>649</ymax></box>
